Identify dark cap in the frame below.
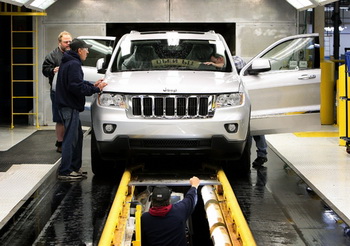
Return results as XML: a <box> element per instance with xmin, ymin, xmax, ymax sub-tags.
<box><xmin>70</xmin><ymin>38</ymin><xmax>92</xmax><ymax>52</ymax></box>
<box><xmin>152</xmin><ymin>185</ymin><xmax>171</xmax><ymax>201</ymax></box>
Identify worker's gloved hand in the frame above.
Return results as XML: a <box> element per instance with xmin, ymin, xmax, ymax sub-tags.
<box><xmin>190</xmin><ymin>176</ymin><xmax>200</xmax><ymax>189</ymax></box>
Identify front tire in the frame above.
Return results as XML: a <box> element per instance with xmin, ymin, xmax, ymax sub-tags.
<box><xmin>91</xmin><ymin>128</ymin><xmax>125</xmax><ymax>177</ymax></box>
<box><xmin>236</xmin><ymin>134</ymin><xmax>252</xmax><ymax>174</ymax></box>
<box><xmin>224</xmin><ymin>131</ymin><xmax>252</xmax><ymax>178</ymax></box>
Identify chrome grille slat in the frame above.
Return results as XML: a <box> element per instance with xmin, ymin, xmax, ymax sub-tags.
<box><xmin>128</xmin><ymin>95</ymin><xmax>215</xmax><ymax>119</ymax></box>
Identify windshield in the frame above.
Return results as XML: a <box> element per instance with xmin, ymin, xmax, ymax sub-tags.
<box><xmin>111</xmin><ymin>39</ymin><xmax>232</xmax><ymax>72</ymax></box>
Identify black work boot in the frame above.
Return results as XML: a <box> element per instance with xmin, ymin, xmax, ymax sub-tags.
<box><xmin>252</xmin><ymin>156</ymin><xmax>268</xmax><ymax>168</ymax></box>
<box><xmin>55</xmin><ymin>141</ymin><xmax>62</xmax><ymax>153</ymax></box>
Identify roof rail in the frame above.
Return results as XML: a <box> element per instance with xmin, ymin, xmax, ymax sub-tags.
<box><xmin>131</xmin><ymin>30</ymin><xmax>212</xmax><ymax>35</ymax></box>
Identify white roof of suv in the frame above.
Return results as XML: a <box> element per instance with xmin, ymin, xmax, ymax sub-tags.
<box><xmin>124</xmin><ymin>30</ymin><xmax>220</xmax><ymax>41</ymax></box>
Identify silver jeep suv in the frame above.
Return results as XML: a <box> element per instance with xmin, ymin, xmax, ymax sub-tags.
<box><xmin>91</xmin><ymin>30</ymin><xmax>251</xmax><ymax>175</ymax></box>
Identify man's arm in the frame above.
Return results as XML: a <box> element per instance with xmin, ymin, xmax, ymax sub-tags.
<box><xmin>42</xmin><ymin>53</ymin><xmax>56</xmax><ymax>78</ymax></box>
<box><xmin>174</xmin><ymin>176</ymin><xmax>201</xmax><ymax>218</ymax></box>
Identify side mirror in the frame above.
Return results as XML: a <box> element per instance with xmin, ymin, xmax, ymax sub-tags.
<box><xmin>97</xmin><ymin>58</ymin><xmax>106</xmax><ymax>74</ymax></box>
<box><xmin>247</xmin><ymin>58</ymin><xmax>271</xmax><ymax>75</ymax></box>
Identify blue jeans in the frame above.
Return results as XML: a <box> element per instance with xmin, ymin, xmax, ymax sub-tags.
<box><xmin>58</xmin><ymin>107</ymin><xmax>83</xmax><ymax>175</ymax></box>
<box><xmin>252</xmin><ymin>135</ymin><xmax>267</xmax><ymax>158</ymax></box>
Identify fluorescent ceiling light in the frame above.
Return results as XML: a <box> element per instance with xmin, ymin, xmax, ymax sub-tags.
<box><xmin>0</xmin><ymin>0</ymin><xmax>57</xmax><ymax>10</ymax></box>
<box><xmin>312</xmin><ymin>0</ymin><xmax>339</xmax><ymax>5</ymax></box>
<box><xmin>25</xmin><ymin>0</ymin><xmax>56</xmax><ymax>11</ymax></box>
<box><xmin>286</xmin><ymin>0</ymin><xmax>316</xmax><ymax>11</ymax></box>
<box><xmin>0</xmin><ymin>0</ymin><xmax>29</xmax><ymax>6</ymax></box>
<box><xmin>167</xmin><ymin>32</ymin><xmax>180</xmax><ymax>46</ymax></box>
<box><xmin>324</xmin><ymin>26</ymin><xmax>347</xmax><ymax>32</ymax></box>
<box><xmin>286</xmin><ymin>0</ymin><xmax>339</xmax><ymax>11</ymax></box>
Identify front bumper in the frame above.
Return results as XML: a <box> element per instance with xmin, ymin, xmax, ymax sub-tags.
<box><xmin>96</xmin><ymin>135</ymin><xmax>247</xmax><ymax>161</ymax></box>
<box><xmin>91</xmin><ymin>96</ymin><xmax>250</xmax><ymax>160</ymax></box>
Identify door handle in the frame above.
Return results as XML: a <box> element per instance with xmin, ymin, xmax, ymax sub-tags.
<box><xmin>298</xmin><ymin>74</ymin><xmax>316</xmax><ymax>80</ymax></box>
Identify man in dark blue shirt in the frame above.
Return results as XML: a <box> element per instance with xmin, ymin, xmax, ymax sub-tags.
<box><xmin>56</xmin><ymin>39</ymin><xmax>107</xmax><ymax>180</ymax></box>
<box><xmin>141</xmin><ymin>176</ymin><xmax>200</xmax><ymax>246</ymax></box>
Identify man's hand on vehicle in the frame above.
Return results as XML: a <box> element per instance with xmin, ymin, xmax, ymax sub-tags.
<box><xmin>94</xmin><ymin>79</ymin><xmax>108</xmax><ymax>90</ymax></box>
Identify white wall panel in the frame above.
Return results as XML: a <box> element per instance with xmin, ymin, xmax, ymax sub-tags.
<box><xmin>236</xmin><ymin>23</ymin><xmax>297</xmax><ymax>59</ymax></box>
<box><xmin>170</xmin><ymin>0</ymin><xmax>295</xmax><ymax>23</ymax></box>
<box><xmin>44</xmin><ymin>0</ymin><xmax>170</xmax><ymax>23</ymax></box>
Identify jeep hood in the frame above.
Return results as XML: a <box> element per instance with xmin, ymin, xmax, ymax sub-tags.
<box><xmin>103</xmin><ymin>71</ymin><xmax>241</xmax><ymax>94</ymax></box>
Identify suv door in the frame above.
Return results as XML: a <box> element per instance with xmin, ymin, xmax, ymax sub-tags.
<box><xmin>240</xmin><ymin>33</ymin><xmax>321</xmax><ymax>135</ymax></box>
<box><xmin>77</xmin><ymin>36</ymin><xmax>116</xmax><ymax>125</ymax></box>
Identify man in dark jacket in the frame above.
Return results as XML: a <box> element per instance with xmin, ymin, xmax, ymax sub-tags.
<box><xmin>141</xmin><ymin>176</ymin><xmax>201</xmax><ymax>246</ymax></box>
<box><xmin>56</xmin><ymin>38</ymin><xmax>107</xmax><ymax>180</ymax></box>
<box><xmin>42</xmin><ymin>31</ymin><xmax>72</xmax><ymax>153</ymax></box>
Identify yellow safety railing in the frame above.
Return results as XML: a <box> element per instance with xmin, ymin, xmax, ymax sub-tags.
<box><xmin>100</xmin><ymin>167</ymin><xmax>256</xmax><ymax>246</ymax></box>
<box><xmin>217</xmin><ymin>169</ymin><xmax>256</xmax><ymax>246</ymax></box>
<box><xmin>99</xmin><ymin>170</ymin><xmax>132</xmax><ymax>246</ymax></box>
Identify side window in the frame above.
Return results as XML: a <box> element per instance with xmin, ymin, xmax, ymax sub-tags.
<box><xmin>261</xmin><ymin>37</ymin><xmax>320</xmax><ymax>71</ymax></box>
<box><xmin>81</xmin><ymin>39</ymin><xmax>114</xmax><ymax>67</ymax></box>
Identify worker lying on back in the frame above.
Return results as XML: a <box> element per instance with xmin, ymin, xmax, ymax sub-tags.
<box><xmin>141</xmin><ymin>176</ymin><xmax>201</xmax><ymax>246</ymax></box>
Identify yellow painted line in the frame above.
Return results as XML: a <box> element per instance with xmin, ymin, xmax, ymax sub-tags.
<box><xmin>285</xmin><ymin>112</ymin><xmax>306</xmax><ymax>115</ymax></box>
<box><xmin>293</xmin><ymin>132</ymin><xmax>339</xmax><ymax>137</ymax></box>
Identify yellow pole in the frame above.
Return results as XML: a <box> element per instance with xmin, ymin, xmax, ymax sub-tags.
<box><xmin>10</xmin><ymin>16</ymin><xmax>14</xmax><ymax>129</ymax></box>
<box><xmin>338</xmin><ymin>65</ymin><xmax>347</xmax><ymax>146</ymax></box>
<box><xmin>320</xmin><ymin>60</ymin><xmax>335</xmax><ymax>124</ymax></box>
<box><xmin>132</xmin><ymin>204</ymin><xmax>142</xmax><ymax>246</ymax></box>
<box><xmin>35</xmin><ymin>16</ymin><xmax>39</xmax><ymax>128</ymax></box>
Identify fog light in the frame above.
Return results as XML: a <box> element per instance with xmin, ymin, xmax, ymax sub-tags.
<box><xmin>224</xmin><ymin>123</ymin><xmax>238</xmax><ymax>133</ymax></box>
<box><xmin>103</xmin><ymin>124</ymin><xmax>116</xmax><ymax>134</ymax></box>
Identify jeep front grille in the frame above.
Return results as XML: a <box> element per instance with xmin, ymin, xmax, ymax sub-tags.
<box><xmin>128</xmin><ymin>95</ymin><xmax>215</xmax><ymax>119</ymax></box>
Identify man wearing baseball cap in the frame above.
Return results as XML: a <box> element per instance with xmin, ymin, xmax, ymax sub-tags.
<box><xmin>141</xmin><ymin>176</ymin><xmax>201</xmax><ymax>246</ymax></box>
<box><xmin>55</xmin><ymin>38</ymin><xmax>107</xmax><ymax>180</ymax></box>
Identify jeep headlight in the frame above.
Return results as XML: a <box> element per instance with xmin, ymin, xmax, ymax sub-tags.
<box><xmin>99</xmin><ymin>93</ymin><xmax>126</xmax><ymax>108</ymax></box>
<box><xmin>216</xmin><ymin>93</ymin><xmax>244</xmax><ymax>108</ymax></box>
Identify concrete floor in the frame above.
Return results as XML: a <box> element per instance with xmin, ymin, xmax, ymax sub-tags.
<box><xmin>0</xmin><ymin>125</ymin><xmax>350</xmax><ymax>245</ymax></box>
